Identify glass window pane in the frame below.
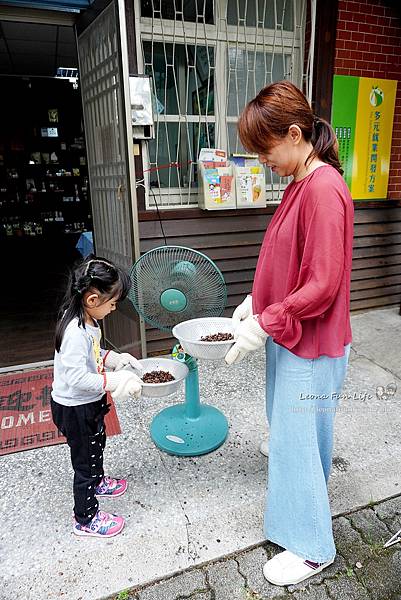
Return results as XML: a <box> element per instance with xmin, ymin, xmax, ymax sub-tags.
<box><xmin>188</xmin><ymin>47</ymin><xmax>215</xmax><ymax>116</ymax></box>
<box><xmin>227</xmin><ymin>49</ymin><xmax>290</xmax><ymax>116</ymax></box>
<box><xmin>227</xmin><ymin>122</ymin><xmax>246</xmax><ymax>155</ymax></box>
<box><xmin>141</xmin><ymin>0</ymin><xmax>214</xmax><ymax>24</ymax></box>
<box><xmin>190</xmin><ymin>121</ymin><xmax>215</xmax><ymax>168</ymax></box>
<box><xmin>148</xmin><ymin>122</ymin><xmax>179</xmax><ymax>188</ymax></box>
<box><xmin>227</xmin><ymin>0</ymin><xmax>294</xmax><ymax>31</ymax></box>
<box><xmin>148</xmin><ymin>121</ymin><xmax>215</xmax><ymax>188</ymax></box>
<box><xmin>275</xmin><ymin>0</ymin><xmax>294</xmax><ymax>30</ymax></box>
<box><xmin>143</xmin><ymin>42</ymin><xmax>214</xmax><ymax>116</ymax></box>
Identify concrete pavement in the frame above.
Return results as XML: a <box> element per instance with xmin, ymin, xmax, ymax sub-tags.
<box><xmin>1</xmin><ymin>307</ymin><xmax>401</xmax><ymax>600</ymax></box>
<box><xmin>106</xmin><ymin>495</ymin><xmax>401</xmax><ymax>600</ymax></box>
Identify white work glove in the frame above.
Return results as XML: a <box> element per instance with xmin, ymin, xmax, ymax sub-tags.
<box><xmin>104</xmin><ymin>350</ymin><xmax>142</xmax><ymax>373</ymax></box>
<box><xmin>104</xmin><ymin>370</ymin><xmax>142</xmax><ymax>401</ymax></box>
<box><xmin>225</xmin><ymin>315</ymin><xmax>268</xmax><ymax>365</ymax></box>
<box><xmin>232</xmin><ymin>295</ymin><xmax>253</xmax><ymax>332</ymax></box>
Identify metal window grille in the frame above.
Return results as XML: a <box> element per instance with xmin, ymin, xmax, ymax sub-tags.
<box><xmin>134</xmin><ymin>0</ymin><xmax>312</xmax><ymax>209</ymax></box>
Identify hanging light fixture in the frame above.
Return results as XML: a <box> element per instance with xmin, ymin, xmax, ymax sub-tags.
<box><xmin>55</xmin><ymin>67</ymin><xmax>79</xmax><ymax>89</ymax></box>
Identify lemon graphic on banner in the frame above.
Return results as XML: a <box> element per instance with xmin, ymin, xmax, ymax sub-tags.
<box><xmin>370</xmin><ymin>86</ymin><xmax>384</xmax><ymax>107</ymax></box>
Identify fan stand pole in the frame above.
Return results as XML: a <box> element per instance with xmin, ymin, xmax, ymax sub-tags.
<box><xmin>150</xmin><ymin>353</ymin><xmax>229</xmax><ymax>456</ymax></box>
<box><xmin>184</xmin><ymin>357</ymin><xmax>201</xmax><ymax>419</ymax></box>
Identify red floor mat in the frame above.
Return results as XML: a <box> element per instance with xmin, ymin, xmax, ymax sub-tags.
<box><xmin>0</xmin><ymin>367</ymin><xmax>121</xmax><ymax>456</ymax></box>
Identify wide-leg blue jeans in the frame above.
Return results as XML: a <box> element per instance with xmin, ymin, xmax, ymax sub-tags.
<box><xmin>264</xmin><ymin>337</ymin><xmax>350</xmax><ymax>563</ymax></box>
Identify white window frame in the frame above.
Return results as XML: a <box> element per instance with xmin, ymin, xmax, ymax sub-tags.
<box><xmin>133</xmin><ymin>0</ymin><xmax>309</xmax><ymax>209</ymax></box>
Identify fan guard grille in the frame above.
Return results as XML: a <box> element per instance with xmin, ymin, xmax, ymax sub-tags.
<box><xmin>129</xmin><ymin>246</ymin><xmax>227</xmax><ymax>332</ymax></box>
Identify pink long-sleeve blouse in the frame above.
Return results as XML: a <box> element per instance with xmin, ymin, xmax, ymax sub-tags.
<box><xmin>253</xmin><ymin>165</ymin><xmax>354</xmax><ymax>359</ymax></box>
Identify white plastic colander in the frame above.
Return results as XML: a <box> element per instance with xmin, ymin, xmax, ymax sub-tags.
<box><xmin>172</xmin><ymin>317</ymin><xmax>235</xmax><ymax>360</ymax></box>
<box><xmin>126</xmin><ymin>357</ymin><xmax>189</xmax><ymax>398</ymax></box>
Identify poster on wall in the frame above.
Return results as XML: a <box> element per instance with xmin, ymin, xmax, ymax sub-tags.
<box><xmin>331</xmin><ymin>75</ymin><xmax>397</xmax><ymax>200</ymax></box>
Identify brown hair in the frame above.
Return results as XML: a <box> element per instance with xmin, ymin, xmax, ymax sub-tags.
<box><xmin>237</xmin><ymin>80</ymin><xmax>343</xmax><ymax>174</ymax></box>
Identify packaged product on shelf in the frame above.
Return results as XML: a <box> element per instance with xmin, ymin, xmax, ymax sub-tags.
<box><xmin>231</xmin><ymin>154</ymin><xmax>266</xmax><ymax>208</ymax></box>
<box><xmin>74</xmin><ymin>184</ymin><xmax>81</xmax><ymax>201</ymax></box>
<box><xmin>30</xmin><ymin>152</ymin><xmax>41</xmax><ymax>164</ymax></box>
<box><xmin>25</xmin><ymin>178</ymin><xmax>36</xmax><ymax>192</ymax></box>
<box><xmin>198</xmin><ymin>149</ymin><xmax>235</xmax><ymax>210</ymax></box>
<box><xmin>198</xmin><ymin>148</ymin><xmax>227</xmax><ymax>164</ymax></box>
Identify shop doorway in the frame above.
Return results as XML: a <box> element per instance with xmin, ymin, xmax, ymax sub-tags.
<box><xmin>0</xmin><ymin>1</ymin><xmax>142</xmax><ymax>369</ymax></box>
<box><xmin>0</xmin><ymin>21</ymin><xmax>91</xmax><ymax>368</ymax></box>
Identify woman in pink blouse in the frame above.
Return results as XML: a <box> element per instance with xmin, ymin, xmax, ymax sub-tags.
<box><xmin>225</xmin><ymin>81</ymin><xmax>354</xmax><ymax>586</ymax></box>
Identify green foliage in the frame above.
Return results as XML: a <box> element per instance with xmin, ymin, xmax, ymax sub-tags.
<box><xmin>346</xmin><ymin>566</ymin><xmax>354</xmax><ymax>577</ymax></box>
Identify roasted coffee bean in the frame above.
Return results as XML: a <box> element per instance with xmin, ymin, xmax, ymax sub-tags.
<box><xmin>142</xmin><ymin>370</ymin><xmax>175</xmax><ymax>384</ymax></box>
<box><xmin>200</xmin><ymin>332</ymin><xmax>234</xmax><ymax>342</ymax></box>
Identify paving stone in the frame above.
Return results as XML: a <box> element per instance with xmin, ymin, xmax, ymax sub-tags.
<box><xmin>382</xmin><ymin>515</ymin><xmax>401</xmax><ymax>537</ymax></box>
<box><xmin>325</xmin><ymin>575</ymin><xmax>370</xmax><ymax>600</ymax></box>
<box><xmin>236</xmin><ymin>547</ymin><xmax>291</xmax><ymax>599</ymax></box>
<box><xmin>287</xmin><ymin>555</ymin><xmax>347</xmax><ymax>592</ymax></box>
<box><xmin>292</xmin><ymin>584</ymin><xmax>331</xmax><ymax>600</ymax></box>
<box><xmin>374</xmin><ymin>497</ymin><xmax>401</xmax><ymax>535</ymax></box>
<box><xmin>348</xmin><ymin>507</ymin><xmax>390</xmax><ymax>545</ymax></box>
<box><xmin>137</xmin><ymin>570</ymin><xmax>207</xmax><ymax>600</ymax></box>
<box><xmin>353</xmin><ymin>549</ymin><xmax>401</xmax><ymax>599</ymax></box>
<box><xmin>332</xmin><ymin>516</ymin><xmax>372</xmax><ymax>565</ymax></box>
<box><xmin>374</xmin><ymin>497</ymin><xmax>401</xmax><ymax>522</ymax></box>
<box><xmin>206</xmin><ymin>559</ymin><xmax>247</xmax><ymax>600</ymax></box>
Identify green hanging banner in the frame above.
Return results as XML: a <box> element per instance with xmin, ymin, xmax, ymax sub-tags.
<box><xmin>332</xmin><ymin>75</ymin><xmax>397</xmax><ymax>200</ymax></box>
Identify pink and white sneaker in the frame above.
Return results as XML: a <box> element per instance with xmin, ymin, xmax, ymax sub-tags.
<box><xmin>95</xmin><ymin>476</ymin><xmax>128</xmax><ymax>498</ymax></box>
<box><xmin>73</xmin><ymin>510</ymin><xmax>125</xmax><ymax>538</ymax></box>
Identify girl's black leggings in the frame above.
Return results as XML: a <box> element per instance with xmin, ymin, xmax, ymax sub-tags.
<box><xmin>51</xmin><ymin>395</ymin><xmax>110</xmax><ymax>524</ymax></box>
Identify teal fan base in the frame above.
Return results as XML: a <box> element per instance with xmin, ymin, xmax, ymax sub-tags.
<box><xmin>150</xmin><ymin>354</ymin><xmax>228</xmax><ymax>456</ymax></box>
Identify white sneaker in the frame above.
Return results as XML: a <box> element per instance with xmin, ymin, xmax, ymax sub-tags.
<box><xmin>259</xmin><ymin>440</ymin><xmax>268</xmax><ymax>457</ymax></box>
<box><xmin>263</xmin><ymin>550</ymin><xmax>334</xmax><ymax>586</ymax></box>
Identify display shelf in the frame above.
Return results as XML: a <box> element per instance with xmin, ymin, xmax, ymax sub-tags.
<box><xmin>0</xmin><ymin>142</ymin><xmax>91</xmax><ymax>238</ymax></box>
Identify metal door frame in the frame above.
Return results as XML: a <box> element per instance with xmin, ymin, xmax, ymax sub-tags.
<box><xmin>76</xmin><ymin>0</ymin><xmax>146</xmax><ymax>356</ymax></box>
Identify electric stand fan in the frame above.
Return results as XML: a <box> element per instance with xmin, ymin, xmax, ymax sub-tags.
<box><xmin>129</xmin><ymin>245</ymin><xmax>235</xmax><ymax>456</ymax></box>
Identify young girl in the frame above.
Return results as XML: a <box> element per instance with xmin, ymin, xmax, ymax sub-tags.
<box><xmin>226</xmin><ymin>81</ymin><xmax>354</xmax><ymax>585</ymax></box>
<box><xmin>51</xmin><ymin>255</ymin><xmax>143</xmax><ymax>538</ymax></box>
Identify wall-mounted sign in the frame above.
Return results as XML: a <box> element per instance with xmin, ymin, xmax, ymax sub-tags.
<box><xmin>331</xmin><ymin>75</ymin><xmax>397</xmax><ymax>200</ymax></box>
<box><xmin>41</xmin><ymin>127</ymin><xmax>58</xmax><ymax>138</ymax></box>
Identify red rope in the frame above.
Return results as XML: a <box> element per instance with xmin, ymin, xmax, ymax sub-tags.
<box><xmin>137</xmin><ymin>159</ymin><xmax>195</xmax><ymax>178</ymax></box>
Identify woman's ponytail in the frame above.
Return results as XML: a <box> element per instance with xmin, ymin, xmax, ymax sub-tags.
<box><xmin>309</xmin><ymin>116</ymin><xmax>343</xmax><ymax>175</ymax></box>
